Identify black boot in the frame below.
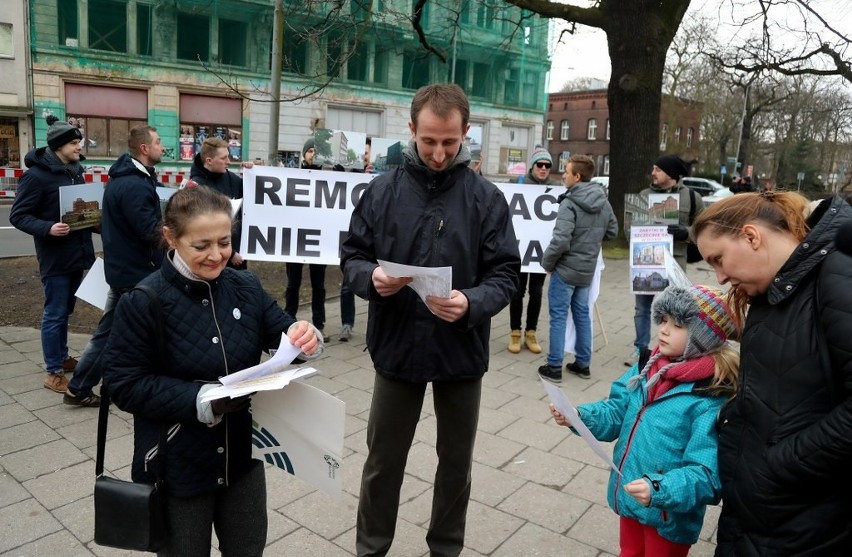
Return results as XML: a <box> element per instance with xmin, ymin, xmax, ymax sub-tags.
<box><xmin>537</xmin><ymin>364</ymin><xmax>562</xmax><ymax>383</ymax></box>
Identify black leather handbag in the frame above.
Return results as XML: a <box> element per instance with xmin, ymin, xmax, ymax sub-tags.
<box><xmin>94</xmin><ymin>285</ymin><xmax>169</xmax><ymax>552</ymax></box>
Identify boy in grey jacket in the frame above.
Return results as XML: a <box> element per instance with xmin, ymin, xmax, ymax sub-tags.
<box><xmin>539</xmin><ymin>155</ymin><xmax>617</xmax><ymax>381</ymax></box>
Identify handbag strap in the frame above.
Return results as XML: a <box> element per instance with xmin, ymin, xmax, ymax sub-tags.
<box><xmin>96</xmin><ymin>285</ymin><xmax>169</xmax><ymax>482</ymax></box>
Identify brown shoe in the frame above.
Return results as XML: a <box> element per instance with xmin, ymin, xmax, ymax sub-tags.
<box><xmin>44</xmin><ymin>373</ymin><xmax>69</xmax><ymax>393</ymax></box>
<box><xmin>62</xmin><ymin>357</ymin><xmax>78</xmax><ymax>372</ymax></box>
<box><xmin>525</xmin><ymin>330</ymin><xmax>542</xmax><ymax>354</ymax></box>
<box><xmin>508</xmin><ymin>330</ymin><xmax>522</xmax><ymax>353</ymax></box>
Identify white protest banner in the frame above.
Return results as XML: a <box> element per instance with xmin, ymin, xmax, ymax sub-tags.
<box><xmin>241</xmin><ymin>166</ymin><xmax>561</xmax><ymax>273</ymax></box>
<box><xmin>251</xmin><ymin>381</ymin><xmax>345</xmax><ymax>501</ymax></box>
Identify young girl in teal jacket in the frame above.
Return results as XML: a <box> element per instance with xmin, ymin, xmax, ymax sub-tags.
<box><xmin>551</xmin><ymin>284</ymin><xmax>739</xmax><ymax>556</ymax></box>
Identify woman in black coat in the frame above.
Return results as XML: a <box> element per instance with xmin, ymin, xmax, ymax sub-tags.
<box><xmin>103</xmin><ymin>186</ymin><xmax>322</xmax><ymax>556</ymax></box>
<box><xmin>694</xmin><ymin>192</ymin><xmax>852</xmax><ymax>556</ymax></box>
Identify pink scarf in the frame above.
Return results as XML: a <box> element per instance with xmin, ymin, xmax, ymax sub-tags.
<box><xmin>643</xmin><ymin>347</ymin><xmax>716</xmax><ymax>402</ymax></box>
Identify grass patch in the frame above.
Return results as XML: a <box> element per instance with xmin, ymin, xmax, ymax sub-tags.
<box><xmin>603</xmin><ymin>237</ymin><xmax>630</xmax><ymax>259</ymax></box>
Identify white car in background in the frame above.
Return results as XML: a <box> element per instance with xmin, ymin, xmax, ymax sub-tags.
<box><xmin>681</xmin><ymin>177</ymin><xmax>733</xmax><ymax>205</ymax></box>
<box><xmin>590</xmin><ymin>176</ymin><xmax>609</xmax><ymax>194</ymax></box>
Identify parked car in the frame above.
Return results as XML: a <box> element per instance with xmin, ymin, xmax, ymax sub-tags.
<box><xmin>682</xmin><ymin>177</ymin><xmax>733</xmax><ymax>205</ymax></box>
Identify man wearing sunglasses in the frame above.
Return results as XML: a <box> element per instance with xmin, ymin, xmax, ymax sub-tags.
<box><xmin>507</xmin><ymin>147</ymin><xmax>559</xmax><ymax>355</ymax></box>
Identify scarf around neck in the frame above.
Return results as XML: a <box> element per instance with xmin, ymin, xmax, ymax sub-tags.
<box><xmin>630</xmin><ymin>347</ymin><xmax>716</xmax><ymax>403</ymax></box>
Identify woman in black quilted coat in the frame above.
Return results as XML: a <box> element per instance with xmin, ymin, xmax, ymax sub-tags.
<box><xmin>103</xmin><ymin>186</ymin><xmax>322</xmax><ymax>556</ymax></box>
<box><xmin>694</xmin><ymin>192</ymin><xmax>852</xmax><ymax>556</ymax></box>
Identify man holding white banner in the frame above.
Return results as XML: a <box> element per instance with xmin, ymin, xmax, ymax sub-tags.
<box><xmin>342</xmin><ymin>84</ymin><xmax>520</xmax><ymax>557</ymax></box>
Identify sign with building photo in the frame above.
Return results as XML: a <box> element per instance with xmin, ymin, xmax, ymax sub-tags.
<box><xmin>59</xmin><ymin>183</ymin><xmax>104</xmax><ymax>231</ymax></box>
<box><xmin>502</xmin><ymin>147</ymin><xmax>526</xmax><ymax>176</ymax></box>
<box><xmin>629</xmin><ymin>226</ymin><xmax>672</xmax><ymax>294</ymax></box>
<box><xmin>277</xmin><ymin>150</ymin><xmax>301</xmax><ymax>169</ymax></box>
<box><xmin>0</xmin><ymin>119</ymin><xmax>20</xmax><ymax>167</ymax></box>
<box><xmin>312</xmin><ymin>128</ymin><xmax>367</xmax><ymax>171</ymax></box>
<box><xmin>370</xmin><ymin>137</ymin><xmax>406</xmax><ymax>174</ymax></box>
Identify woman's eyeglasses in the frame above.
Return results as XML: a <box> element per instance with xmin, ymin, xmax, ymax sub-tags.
<box><xmin>534</xmin><ymin>162</ymin><xmax>552</xmax><ymax>169</ymax></box>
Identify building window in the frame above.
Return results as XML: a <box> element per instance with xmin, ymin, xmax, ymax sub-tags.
<box><xmin>137</xmin><ymin>4</ymin><xmax>153</xmax><ymax>56</ymax></box>
<box><xmin>476</xmin><ymin>4</ymin><xmax>496</xmax><ymax>29</ymax></box>
<box><xmin>558</xmin><ymin>151</ymin><xmax>569</xmax><ymax>172</ymax></box>
<box><xmin>587</xmin><ymin>118</ymin><xmax>597</xmax><ymax>140</ymax></box>
<box><xmin>560</xmin><ymin>120</ymin><xmax>569</xmax><ymax>140</ymax></box>
<box><xmin>686</xmin><ymin>127</ymin><xmax>694</xmax><ymax>147</ymax></box>
<box><xmin>0</xmin><ymin>23</ymin><xmax>12</xmax><ymax>57</ymax></box>
<box><xmin>546</xmin><ymin>121</ymin><xmax>553</xmax><ymax>141</ymax></box>
<box><xmin>606</xmin><ymin>119</ymin><xmax>610</xmax><ymax>140</ymax></box>
<box><xmin>347</xmin><ymin>41</ymin><xmax>369</xmax><ymax>82</ymax></box>
<box><xmin>674</xmin><ymin>127</ymin><xmax>681</xmax><ymax>144</ymax></box>
<box><xmin>327</xmin><ymin>41</ymin><xmax>343</xmax><ymax>79</ymax></box>
<box><xmin>603</xmin><ymin>155</ymin><xmax>610</xmax><ymax>175</ymax></box>
<box><xmin>177</xmin><ymin>13</ymin><xmax>210</xmax><ymax>62</ymax></box>
<box><xmin>65</xmin><ymin>84</ymin><xmax>148</xmax><ymax>158</ymax></box>
<box><xmin>373</xmin><ymin>49</ymin><xmax>389</xmax><ymax>85</ymax></box>
<box><xmin>471</xmin><ymin>62</ymin><xmax>490</xmax><ymax>98</ymax></box>
<box><xmin>0</xmin><ymin>118</ymin><xmax>21</xmax><ymax>166</ymax></box>
<box><xmin>58</xmin><ymin>0</ymin><xmax>78</xmax><ymax>47</ymax></box>
<box><xmin>219</xmin><ymin>19</ymin><xmax>247</xmax><ymax>66</ymax></box>
<box><xmin>89</xmin><ymin>0</ymin><xmax>127</xmax><ymax>53</ymax></box>
<box><xmin>327</xmin><ymin>106</ymin><xmax>383</xmax><ymax>137</ymax></box>
<box><xmin>402</xmin><ymin>53</ymin><xmax>430</xmax><ymax>90</ymax></box>
<box><xmin>179</xmin><ymin>94</ymin><xmax>243</xmax><ymax>162</ymax></box>
<box><xmin>460</xmin><ymin>0</ymin><xmax>471</xmax><ymax>23</ymax></box>
<box><xmin>450</xmin><ymin>59</ymin><xmax>468</xmax><ymax>90</ymax></box>
<box><xmin>504</xmin><ymin>68</ymin><xmax>519</xmax><ymax>106</ymax></box>
<box><xmin>522</xmin><ymin>71</ymin><xmax>538</xmax><ymax>108</ymax></box>
<box><xmin>660</xmin><ymin>123</ymin><xmax>668</xmax><ymax>150</ymax></box>
<box><xmin>283</xmin><ymin>31</ymin><xmax>308</xmax><ymax>75</ymax></box>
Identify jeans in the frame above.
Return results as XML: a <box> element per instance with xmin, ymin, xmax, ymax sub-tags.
<box><xmin>357</xmin><ymin>374</ymin><xmax>481</xmax><ymax>557</ymax></box>
<box><xmin>633</xmin><ymin>294</ymin><xmax>655</xmax><ymax>351</ymax></box>
<box><xmin>67</xmin><ymin>288</ymin><xmax>122</xmax><ymax>396</ymax></box>
<box><xmin>340</xmin><ymin>282</ymin><xmax>355</xmax><ymax>327</ymax></box>
<box><xmin>40</xmin><ymin>271</ymin><xmax>84</xmax><ymax>373</ymax></box>
<box><xmin>509</xmin><ymin>272</ymin><xmax>545</xmax><ymax>331</ymax></box>
<box><xmin>284</xmin><ymin>263</ymin><xmax>326</xmax><ymax>330</ymax></box>
<box><xmin>546</xmin><ymin>273</ymin><xmax>591</xmax><ymax>368</ymax></box>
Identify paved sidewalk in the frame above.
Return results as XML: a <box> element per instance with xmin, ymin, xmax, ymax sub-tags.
<box><xmin>0</xmin><ymin>258</ymin><xmax>721</xmax><ymax>556</ymax></box>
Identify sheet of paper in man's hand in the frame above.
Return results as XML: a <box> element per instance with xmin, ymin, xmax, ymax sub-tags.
<box><xmin>377</xmin><ymin>259</ymin><xmax>452</xmax><ymax>303</ymax></box>
<box><xmin>540</xmin><ymin>378</ymin><xmax>621</xmax><ymax>476</ymax></box>
<box><xmin>199</xmin><ymin>333</ymin><xmax>316</xmax><ymax>402</ymax></box>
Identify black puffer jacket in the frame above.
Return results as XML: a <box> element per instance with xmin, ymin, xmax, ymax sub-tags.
<box><xmin>341</xmin><ymin>143</ymin><xmax>520</xmax><ymax>383</ymax></box>
<box><xmin>189</xmin><ymin>154</ymin><xmax>245</xmax><ymax>263</ymax></box>
<box><xmin>715</xmin><ymin>196</ymin><xmax>852</xmax><ymax>556</ymax></box>
<box><xmin>101</xmin><ymin>154</ymin><xmax>165</xmax><ymax>289</ymax></box>
<box><xmin>102</xmin><ymin>255</ymin><xmax>295</xmax><ymax>498</ymax></box>
<box><xmin>10</xmin><ymin>148</ymin><xmax>94</xmax><ymax>278</ymax></box>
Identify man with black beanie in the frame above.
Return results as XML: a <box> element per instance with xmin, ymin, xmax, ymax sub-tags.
<box><xmin>625</xmin><ymin>154</ymin><xmax>704</xmax><ymax>367</ymax></box>
<box><xmin>10</xmin><ymin>116</ymin><xmax>94</xmax><ymax>393</ymax></box>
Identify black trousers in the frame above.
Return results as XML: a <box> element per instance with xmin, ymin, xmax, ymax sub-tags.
<box><xmin>356</xmin><ymin>373</ymin><xmax>482</xmax><ymax>557</ymax></box>
<box><xmin>509</xmin><ymin>272</ymin><xmax>545</xmax><ymax>331</ymax></box>
<box><xmin>284</xmin><ymin>262</ymin><xmax>326</xmax><ymax>330</ymax></box>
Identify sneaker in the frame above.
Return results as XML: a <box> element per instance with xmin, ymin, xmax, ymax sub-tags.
<box><xmin>319</xmin><ymin>329</ymin><xmax>330</xmax><ymax>343</ymax></box>
<box><xmin>62</xmin><ymin>357</ymin><xmax>78</xmax><ymax>372</ymax></box>
<box><xmin>64</xmin><ymin>389</ymin><xmax>101</xmax><ymax>408</ymax></box>
<box><xmin>339</xmin><ymin>324</ymin><xmax>353</xmax><ymax>342</ymax></box>
<box><xmin>537</xmin><ymin>364</ymin><xmax>562</xmax><ymax>383</ymax></box>
<box><xmin>44</xmin><ymin>373</ymin><xmax>69</xmax><ymax>393</ymax></box>
<box><xmin>624</xmin><ymin>348</ymin><xmax>641</xmax><ymax>367</ymax></box>
<box><xmin>566</xmin><ymin>361</ymin><xmax>591</xmax><ymax>380</ymax></box>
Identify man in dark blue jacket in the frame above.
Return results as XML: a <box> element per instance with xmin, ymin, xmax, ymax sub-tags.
<box><xmin>64</xmin><ymin>125</ymin><xmax>165</xmax><ymax>406</ymax></box>
<box><xmin>11</xmin><ymin>116</ymin><xmax>94</xmax><ymax>393</ymax></box>
<box><xmin>188</xmin><ymin>137</ymin><xmax>247</xmax><ymax>269</ymax></box>
<box><xmin>342</xmin><ymin>84</ymin><xmax>520</xmax><ymax>557</ymax></box>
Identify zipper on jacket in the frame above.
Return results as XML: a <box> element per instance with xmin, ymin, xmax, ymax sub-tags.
<box><xmin>204</xmin><ymin>280</ymin><xmax>232</xmax><ymax>486</ymax></box>
<box><xmin>613</xmin><ymin>405</ymin><xmax>647</xmax><ymax>516</ymax></box>
<box><xmin>431</xmin><ymin>216</ymin><xmax>444</xmax><ymax>267</ymax></box>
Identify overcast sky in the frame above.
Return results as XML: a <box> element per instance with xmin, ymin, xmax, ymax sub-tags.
<box><xmin>548</xmin><ymin>0</ymin><xmax>852</xmax><ymax>92</ymax></box>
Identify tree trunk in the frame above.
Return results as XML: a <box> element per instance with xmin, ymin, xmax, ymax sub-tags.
<box><xmin>605</xmin><ymin>2</ymin><xmax>683</xmax><ymax>237</ymax></box>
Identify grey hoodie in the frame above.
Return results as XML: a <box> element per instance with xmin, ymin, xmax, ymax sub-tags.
<box><xmin>541</xmin><ymin>181</ymin><xmax>617</xmax><ymax>286</ymax></box>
